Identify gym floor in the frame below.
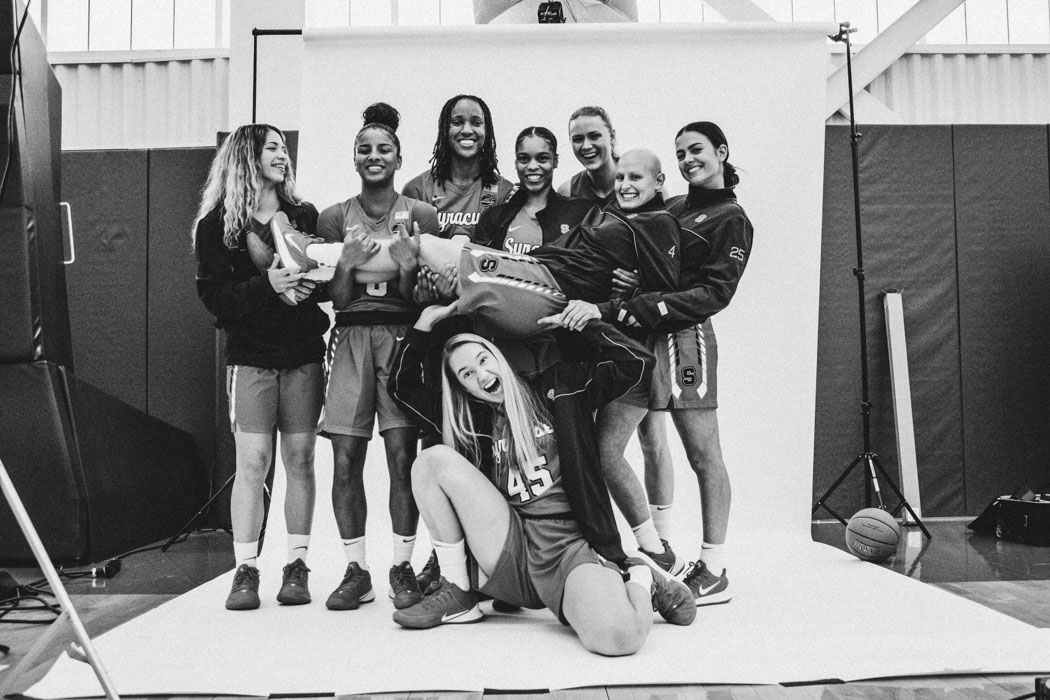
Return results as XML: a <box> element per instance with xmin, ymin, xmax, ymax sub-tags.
<box><xmin>2</xmin><ymin>519</ymin><xmax>1048</xmax><ymax>699</ymax></box>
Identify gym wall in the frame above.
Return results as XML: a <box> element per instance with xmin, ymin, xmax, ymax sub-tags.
<box><xmin>57</xmin><ymin>125</ymin><xmax>1050</xmax><ymax>521</ymax></box>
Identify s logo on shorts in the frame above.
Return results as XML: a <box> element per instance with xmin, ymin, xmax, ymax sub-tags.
<box><xmin>479</xmin><ymin>257</ymin><xmax>499</xmax><ymax>273</ymax></box>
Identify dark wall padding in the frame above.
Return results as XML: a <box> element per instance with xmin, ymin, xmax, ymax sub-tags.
<box><xmin>953</xmin><ymin>125</ymin><xmax>1050</xmax><ymax>510</ymax></box>
<box><xmin>0</xmin><ymin>3</ymin><xmax>72</xmax><ymax>367</ymax></box>
<box><xmin>61</xmin><ymin>150</ymin><xmax>149</xmax><ymax>411</ymax></box>
<box><xmin>147</xmin><ymin>148</ymin><xmax>219</xmax><ymax>467</ymax></box>
<box><xmin>0</xmin><ymin>362</ymin><xmax>89</xmax><ymax>561</ymax></box>
<box><xmin>0</xmin><ymin>362</ymin><xmax>206</xmax><ymax>564</ymax></box>
<box><xmin>815</xmin><ymin>126</ymin><xmax>965</xmax><ymax>517</ymax></box>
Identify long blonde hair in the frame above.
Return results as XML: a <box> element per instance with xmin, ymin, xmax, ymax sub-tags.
<box><xmin>441</xmin><ymin>334</ymin><xmax>550</xmax><ymax>469</ymax></box>
<box><xmin>191</xmin><ymin>124</ymin><xmax>300</xmax><ymax>249</ymax></box>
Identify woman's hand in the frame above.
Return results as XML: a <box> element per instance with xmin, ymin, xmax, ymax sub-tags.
<box><xmin>610</xmin><ymin>268</ymin><xmax>640</xmax><ymax>299</ymax></box>
<box><xmin>537</xmin><ymin>299</ymin><xmax>600</xmax><ymax>332</ymax></box>
<box><xmin>390</xmin><ymin>221</ymin><xmax>422</xmax><ymax>271</ymax></box>
<box><xmin>434</xmin><ymin>263</ymin><xmax>459</xmax><ymax>301</ymax></box>
<box><xmin>414</xmin><ymin>267</ymin><xmax>438</xmax><ymax>305</ymax></box>
<box><xmin>414</xmin><ymin>300</ymin><xmax>461</xmax><ymax>332</ymax></box>
<box><xmin>339</xmin><ymin>225</ymin><xmax>380</xmax><ymax>268</ymax></box>
<box><xmin>267</xmin><ymin>255</ymin><xmax>308</xmax><ymax>300</ymax></box>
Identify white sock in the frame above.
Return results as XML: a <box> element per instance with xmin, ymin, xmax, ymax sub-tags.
<box><xmin>433</xmin><ymin>538</ymin><xmax>469</xmax><ymax>590</ymax></box>
<box><xmin>233</xmin><ymin>541</ymin><xmax>259</xmax><ymax>568</ymax></box>
<box><xmin>649</xmin><ymin>503</ymin><xmax>673</xmax><ymax>540</ymax></box>
<box><xmin>631</xmin><ymin>519</ymin><xmax>664</xmax><ymax>553</ymax></box>
<box><xmin>626</xmin><ymin>563</ymin><xmax>653</xmax><ymax>595</ymax></box>
<box><xmin>342</xmin><ymin>536</ymin><xmax>368</xmax><ymax>570</ymax></box>
<box><xmin>288</xmin><ymin>534</ymin><xmax>310</xmax><ymax>563</ymax></box>
<box><xmin>700</xmin><ymin>541</ymin><xmax>727</xmax><ymax>574</ymax></box>
<box><xmin>392</xmin><ymin>533</ymin><xmax>416</xmax><ymax>566</ymax></box>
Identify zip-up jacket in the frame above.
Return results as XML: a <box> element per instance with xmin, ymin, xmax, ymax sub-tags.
<box><xmin>530</xmin><ymin>195</ymin><xmax>681</xmax><ymax>330</ymax></box>
<box><xmin>194</xmin><ymin>200</ymin><xmax>330</xmax><ymax>368</ymax></box>
<box><xmin>474</xmin><ymin>188</ymin><xmax>595</xmax><ymax>253</ymax></box>
<box><xmin>623</xmin><ymin>187</ymin><xmax>753</xmax><ymax>333</ymax></box>
<box><xmin>390</xmin><ymin>319</ymin><xmax>653</xmax><ymax>563</ymax></box>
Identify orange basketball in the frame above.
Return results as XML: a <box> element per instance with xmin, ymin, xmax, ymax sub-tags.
<box><xmin>845</xmin><ymin>507</ymin><xmax>901</xmax><ymax>562</ymax></box>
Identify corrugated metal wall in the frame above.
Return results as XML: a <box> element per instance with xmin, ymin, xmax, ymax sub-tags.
<box><xmin>52</xmin><ymin>53</ymin><xmax>228</xmax><ymax>150</ymax></box>
<box><xmin>829</xmin><ymin>49</ymin><xmax>1050</xmax><ymax>124</ymax></box>
<box><xmin>51</xmin><ymin>48</ymin><xmax>1049</xmax><ymax>149</ymax></box>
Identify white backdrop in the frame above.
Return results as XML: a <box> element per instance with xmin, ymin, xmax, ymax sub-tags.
<box><xmin>296</xmin><ymin>22</ymin><xmax>835</xmax><ymax>539</ymax></box>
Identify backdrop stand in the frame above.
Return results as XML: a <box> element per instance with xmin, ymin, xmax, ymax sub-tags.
<box><xmin>810</xmin><ymin>22</ymin><xmax>930</xmax><ymax>539</ymax></box>
<box><xmin>0</xmin><ymin>459</ymin><xmax>120</xmax><ymax>699</ymax></box>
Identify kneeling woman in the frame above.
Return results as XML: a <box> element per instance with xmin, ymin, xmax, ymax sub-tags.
<box><xmin>389</xmin><ymin>303</ymin><xmax>695</xmax><ymax>656</ymax></box>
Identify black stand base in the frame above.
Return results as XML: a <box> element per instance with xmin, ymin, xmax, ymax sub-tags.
<box><xmin>813</xmin><ymin>451</ymin><xmax>931</xmax><ymax>539</ymax></box>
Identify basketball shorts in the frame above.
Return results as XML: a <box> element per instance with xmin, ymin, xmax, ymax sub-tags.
<box><xmin>457</xmin><ymin>244</ymin><xmax>567</xmax><ymax>338</ymax></box>
<box><xmin>320</xmin><ymin>324</ymin><xmax>416</xmax><ymax>438</ymax></box>
<box><xmin>472</xmin><ymin>509</ymin><xmax>601</xmax><ymax>623</ymax></box>
<box><xmin>226</xmin><ymin>363</ymin><xmax>325</xmax><ymax>434</ymax></box>
<box><xmin>649</xmin><ymin>319</ymin><xmax>718</xmax><ymax>410</ymax></box>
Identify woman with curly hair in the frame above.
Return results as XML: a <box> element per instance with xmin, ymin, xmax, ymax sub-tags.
<box><xmin>402</xmin><ymin>94</ymin><xmax>514</xmax><ymax>243</ymax></box>
<box><xmin>193</xmin><ymin>124</ymin><xmax>328</xmax><ymax>610</ymax></box>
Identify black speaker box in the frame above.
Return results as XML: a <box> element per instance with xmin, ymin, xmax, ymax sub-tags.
<box><xmin>0</xmin><ymin>361</ymin><xmax>207</xmax><ymax>564</ymax></box>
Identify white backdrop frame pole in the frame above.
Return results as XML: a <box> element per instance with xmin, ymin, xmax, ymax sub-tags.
<box><xmin>0</xmin><ymin>459</ymin><xmax>120</xmax><ymax>699</ymax></box>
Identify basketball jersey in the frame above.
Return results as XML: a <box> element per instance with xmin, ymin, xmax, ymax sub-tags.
<box><xmin>402</xmin><ymin>171</ymin><xmax>514</xmax><ymax>241</ymax></box>
<box><xmin>491</xmin><ymin>412</ymin><xmax>570</xmax><ymax>518</ymax></box>
<box><xmin>567</xmin><ymin>170</ymin><xmax>616</xmax><ymax>211</ymax></box>
<box><xmin>501</xmin><ymin>209</ymin><xmax>543</xmax><ymax>255</ymax></box>
<box><xmin>316</xmin><ymin>194</ymin><xmax>439</xmax><ymax>317</ymax></box>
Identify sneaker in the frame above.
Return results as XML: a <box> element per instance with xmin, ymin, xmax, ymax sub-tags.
<box><xmin>388</xmin><ymin>561</ymin><xmax>423</xmax><ymax>610</ymax></box>
<box><xmin>276</xmin><ymin>558</ymin><xmax>311</xmax><ymax>605</ymax></box>
<box><xmin>637</xmin><ymin>539</ymin><xmax>686</xmax><ymax>577</ymax></box>
<box><xmin>683</xmin><ymin>560</ymin><xmax>731</xmax><ymax>606</ymax></box>
<box><xmin>270</xmin><ymin>211</ymin><xmax>335</xmax><ymax>282</ymax></box>
<box><xmin>415</xmin><ymin>549</ymin><xmax>441</xmax><ymax>591</ymax></box>
<box><xmin>392</xmin><ymin>577</ymin><xmax>483</xmax><ymax>629</ymax></box>
<box><xmin>326</xmin><ymin>562</ymin><xmax>376</xmax><ymax>611</ymax></box>
<box><xmin>246</xmin><ymin>231</ymin><xmax>275</xmax><ymax>273</ymax></box>
<box><xmin>625</xmin><ymin>557</ymin><xmax>696</xmax><ymax>626</ymax></box>
<box><xmin>224</xmin><ymin>564</ymin><xmax>260</xmax><ymax>611</ymax></box>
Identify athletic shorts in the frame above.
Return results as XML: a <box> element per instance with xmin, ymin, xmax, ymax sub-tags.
<box><xmin>320</xmin><ymin>324</ymin><xmax>416</xmax><ymax>438</ymax></box>
<box><xmin>226</xmin><ymin>363</ymin><xmax>325</xmax><ymax>434</ymax></box>
<box><xmin>471</xmin><ymin>509</ymin><xmax>601</xmax><ymax>623</ymax></box>
<box><xmin>649</xmin><ymin>319</ymin><xmax>719</xmax><ymax>410</ymax></box>
<box><xmin>457</xmin><ymin>244</ymin><xmax>567</xmax><ymax>338</ymax></box>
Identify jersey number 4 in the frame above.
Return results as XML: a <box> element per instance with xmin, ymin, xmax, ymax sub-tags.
<box><xmin>507</xmin><ymin>455</ymin><xmax>554</xmax><ymax>503</ymax></box>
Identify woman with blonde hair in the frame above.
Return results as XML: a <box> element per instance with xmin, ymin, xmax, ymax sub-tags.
<box><xmin>193</xmin><ymin>123</ymin><xmax>328</xmax><ymax>610</ymax></box>
<box><xmin>387</xmin><ymin>303</ymin><xmax>695</xmax><ymax>655</ymax></box>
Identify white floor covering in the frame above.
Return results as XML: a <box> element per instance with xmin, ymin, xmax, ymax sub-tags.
<box><xmin>26</xmin><ymin>438</ymin><xmax>1050</xmax><ymax>698</ymax></box>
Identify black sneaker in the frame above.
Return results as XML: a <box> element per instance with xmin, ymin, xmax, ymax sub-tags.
<box><xmin>389</xmin><ymin>561</ymin><xmax>423</xmax><ymax>610</ymax></box>
<box><xmin>392</xmin><ymin>576</ymin><xmax>483</xmax><ymax>629</ymax></box>
<box><xmin>625</xmin><ymin>557</ymin><xmax>696</xmax><ymax>626</ymax></box>
<box><xmin>276</xmin><ymin>558</ymin><xmax>311</xmax><ymax>605</ymax></box>
<box><xmin>637</xmin><ymin>539</ymin><xmax>686</xmax><ymax>577</ymax></box>
<box><xmin>683</xmin><ymin>560</ymin><xmax>731</xmax><ymax>606</ymax></box>
<box><xmin>326</xmin><ymin>562</ymin><xmax>375</xmax><ymax>611</ymax></box>
<box><xmin>416</xmin><ymin>549</ymin><xmax>441</xmax><ymax>591</ymax></box>
<box><xmin>225</xmin><ymin>564</ymin><xmax>260</xmax><ymax>611</ymax></box>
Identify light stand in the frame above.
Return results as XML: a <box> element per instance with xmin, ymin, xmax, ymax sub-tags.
<box><xmin>811</xmin><ymin>22</ymin><xmax>931</xmax><ymax>539</ymax></box>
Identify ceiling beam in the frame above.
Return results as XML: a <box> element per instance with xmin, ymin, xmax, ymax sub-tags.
<box><xmin>825</xmin><ymin>0</ymin><xmax>966</xmax><ymax>118</ymax></box>
<box><xmin>701</xmin><ymin>0</ymin><xmax>773</xmax><ymax>21</ymax></box>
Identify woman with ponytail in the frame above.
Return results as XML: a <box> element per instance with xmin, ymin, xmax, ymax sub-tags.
<box><xmin>314</xmin><ymin>103</ymin><xmax>441</xmax><ymax>612</ymax></box>
<box><xmin>631</xmin><ymin>120</ymin><xmax>754</xmax><ymax>607</ymax></box>
<box><xmin>193</xmin><ymin>124</ymin><xmax>328</xmax><ymax>611</ymax></box>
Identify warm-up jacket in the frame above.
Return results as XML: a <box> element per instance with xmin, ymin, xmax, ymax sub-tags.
<box><xmin>626</xmin><ymin>187</ymin><xmax>753</xmax><ymax>333</ymax></box>
<box><xmin>389</xmin><ymin>319</ymin><xmax>654</xmax><ymax>563</ymax></box>
<box><xmin>473</xmin><ymin>188</ymin><xmax>595</xmax><ymax>253</ymax></box>
<box><xmin>194</xmin><ymin>200</ymin><xmax>329</xmax><ymax>368</ymax></box>
<box><xmin>529</xmin><ymin>194</ymin><xmax>681</xmax><ymax>330</ymax></box>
